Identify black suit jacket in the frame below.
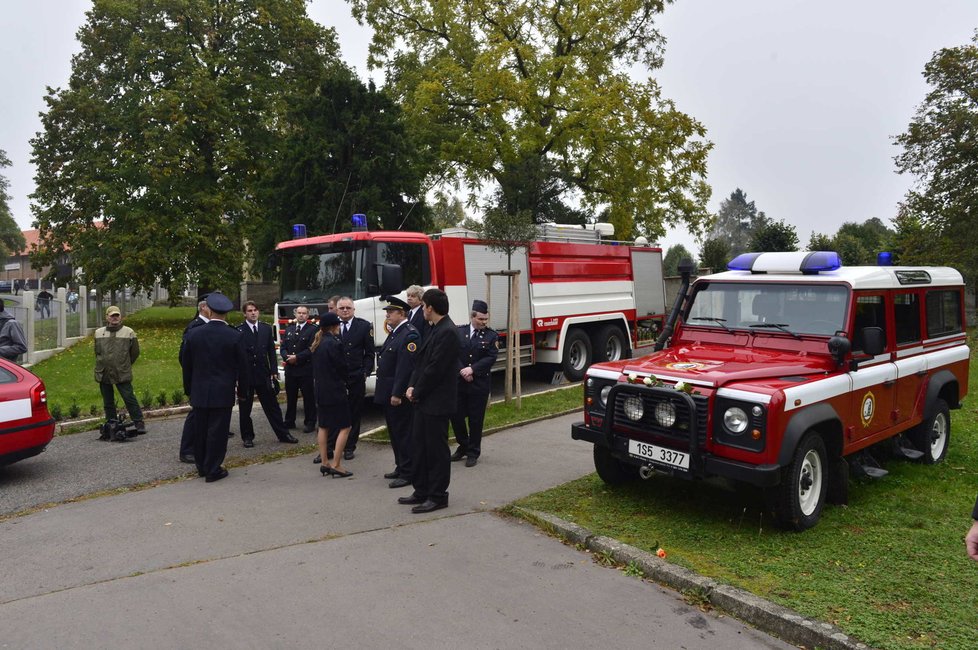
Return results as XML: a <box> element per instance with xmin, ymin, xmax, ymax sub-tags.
<box><xmin>182</xmin><ymin>320</ymin><xmax>247</xmax><ymax>408</ymax></box>
<box><xmin>408</xmin><ymin>307</ymin><xmax>427</xmax><ymax>342</ymax></box>
<box><xmin>313</xmin><ymin>334</ymin><xmax>349</xmax><ymax>407</ymax></box>
<box><xmin>457</xmin><ymin>324</ymin><xmax>499</xmax><ymax>394</ymax></box>
<box><xmin>280</xmin><ymin>320</ymin><xmax>317</xmax><ymax>378</ymax></box>
<box><xmin>237</xmin><ymin>321</ymin><xmax>277</xmax><ymax>388</ymax></box>
<box><xmin>409</xmin><ymin>316</ymin><xmax>460</xmax><ymax>415</ymax></box>
<box><xmin>178</xmin><ymin>315</ymin><xmax>207</xmax><ymax>365</ymax></box>
<box><xmin>374</xmin><ymin>323</ymin><xmax>419</xmax><ymax>404</ymax></box>
<box><xmin>339</xmin><ymin>316</ymin><xmax>375</xmax><ymax>381</ymax></box>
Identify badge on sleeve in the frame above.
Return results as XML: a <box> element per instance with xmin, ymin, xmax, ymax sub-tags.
<box><xmin>407</xmin><ymin>342</ymin><xmax>417</xmax><ymax>352</ymax></box>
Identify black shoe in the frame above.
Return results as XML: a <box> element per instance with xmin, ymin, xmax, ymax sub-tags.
<box><xmin>243</xmin><ymin>440</ymin><xmax>254</xmax><ymax>448</ymax></box>
<box><xmin>450</xmin><ymin>447</ymin><xmax>467</xmax><ymax>462</ymax></box>
<box><xmin>134</xmin><ymin>421</ymin><xmax>146</xmax><ymax>435</ymax></box>
<box><xmin>205</xmin><ymin>468</ymin><xmax>229</xmax><ymax>483</ymax></box>
<box><xmin>285</xmin><ymin>422</ymin><xmax>297</xmax><ymax>429</ymax></box>
<box><xmin>383</xmin><ymin>470</ymin><xmax>400</xmax><ymax>479</ymax></box>
<box><xmin>398</xmin><ymin>494</ymin><xmax>425</xmax><ymax>505</ymax></box>
<box><xmin>389</xmin><ymin>478</ymin><xmax>411</xmax><ymax>489</ymax></box>
<box><xmin>411</xmin><ymin>500</ymin><xmax>448</xmax><ymax>514</ymax></box>
<box><xmin>279</xmin><ymin>434</ymin><xmax>299</xmax><ymax>443</ymax></box>
<box><xmin>227</xmin><ymin>431</ymin><xmax>235</xmax><ymax>438</ymax></box>
<box><xmin>179</xmin><ymin>454</ymin><xmax>195</xmax><ymax>463</ymax></box>
<box><xmin>313</xmin><ymin>454</ymin><xmax>322</xmax><ymax>464</ymax></box>
<box><xmin>98</xmin><ymin>433</ymin><xmax>111</xmax><ymax>441</ymax></box>
<box><xmin>303</xmin><ymin>424</ymin><xmax>316</xmax><ymax>433</ymax></box>
<box><xmin>465</xmin><ymin>456</ymin><xmax>478</xmax><ymax>467</ymax></box>
<box><xmin>344</xmin><ymin>450</ymin><xmax>355</xmax><ymax>460</ymax></box>
<box><xmin>320</xmin><ymin>465</ymin><xmax>330</xmax><ymax>476</ymax></box>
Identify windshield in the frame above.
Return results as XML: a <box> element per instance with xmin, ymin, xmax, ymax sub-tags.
<box><xmin>280</xmin><ymin>242</ymin><xmax>367</xmax><ymax>302</ymax></box>
<box><xmin>686</xmin><ymin>282</ymin><xmax>849</xmax><ymax>336</ymax></box>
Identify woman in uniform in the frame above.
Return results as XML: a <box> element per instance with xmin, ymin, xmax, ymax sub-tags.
<box><xmin>311</xmin><ymin>312</ymin><xmax>353</xmax><ymax>478</ymax></box>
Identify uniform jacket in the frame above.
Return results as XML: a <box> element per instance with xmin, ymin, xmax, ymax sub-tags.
<box><xmin>457</xmin><ymin>324</ymin><xmax>499</xmax><ymax>394</ymax></box>
<box><xmin>408</xmin><ymin>306</ymin><xmax>427</xmax><ymax>342</ymax></box>
<box><xmin>181</xmin><ymin>320</ymin><xmax>247</xmax><ymax>408</ymax></box>
<box><xmin>237</xmin><ymin>320</ymin><xmax>278</xmax><ymax>388</ymax></box>
<box><xmin>339</xmin><ymin>316</ymin><xmax>375</xmax><ymax>382</ymax></box>
<box><xmin>313</xmin><ymin>334</ymin><xmax>349</xmax><ymax>407</ymax></box>
<box><xmin>94</xmin><ymin>324</ymin><xmax>140</xmax><ymax>384</ymax></box>
<box><xmin>0</xmin><ymin>311</ymin><xmax>27</xmax><ymax>362</ymax></box>
<box><xmin>374</xmin><ymin>322</ymin><xmax>419</xmax><ymax>404</ymax></box>
<box><xmin>409</xmin><ymin>315</ymin><xmax>460</xmax><ymax>415</ymax></box>
<box><xmin>280</xmin><ymin>320</ymin><xmax>317</xmax><ymax>377</ymax></box>
<box><xmin>179</xmin><ymin>315</ymin><xmax>207</xmax><ymax>364</ymax></box>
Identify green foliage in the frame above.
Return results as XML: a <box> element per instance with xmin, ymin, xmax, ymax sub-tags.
<box><xmin>351</xmin><ymin>0</ymin><xmax>712</xmax><ymax>241</ymax></box>
<box><xmin>710</xmin><ymin>189</ymin><xmax>769</xmax><ymax>256</ymax></box>
<box><xmin>748</xmin><ymin>219</ymin><xmax>799</xmax><ymax>252</ymax></box>
<box><xmin>171</xmin><ymin>389</ymin><xmax>185</xmax><ymax>406</ymax></box>
<box><xmin>480</xmin><ymin>208</ymin><xmax>538</xmax><ymax>270</ymax></box>
<box><xmin>807</xmin><ymin>218</ymin><xmax>895</xmax><ymax>265</ymax></box>
<box><xmin>140</xmin><ymin>390</ymin><xmax>153</xmax><ymax>409</ymax></box>
<box><xmin>156</xmin><ymin>391</ymin><xmax>168</xmax><ymax>408</ymax></box>
<box><xmin>68</xmin><ymin>401</ymin><xmax>81</xmax><ymax>419</ymax></box>
<box><xmin>889</xmin><ymin>208</ymin><xmax>951</xmax><ymax>266</ymax></box>
<box><xmin>663</xmin><ymin>244</ymin><xmax>694</xmax><ymax>277</ymax></box>
<box><xmin>89</xmin><ymin>404</ymin><xmax>99</xmax><ymax>417</ymax></box>
<box><xmin>50</xmin><ymin>404</ymin><xmax>63</xmax><ymax>421</ymax></box>
<box><xmin>30</xmin><ymin>0</ymin><xmax>337</xmax><ymax>294</ymax></box>
<box><xmin>698</xmin><ymin>237</ymin><xmax>730</xmax><ymax>273</ymax></box>
<box><xmin>0</xmin><ymin>149</ymin><xmax>27</xmax><ymax>261</ymax></box>
<box><xmin>807</xmin><ymin>231</ymin><xmax>834</xmax><ymax>251</ymax></box>
<box><xmin>429</xmin><ymin>191</ymin><xmax>468</xmax><ymax>233</ymax></box>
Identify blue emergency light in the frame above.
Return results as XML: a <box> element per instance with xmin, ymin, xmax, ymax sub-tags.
<box><xmin>292</xmin><ymin>224</ymin><xmax>307</xmax><ymax>239</ymax></box>
<box><xmin>727</xmin><ymin>251</ymin><xmax>841</xmax><ymax>274</ymax></box>
<box><xmin>877</xmin><ymin>252</ymin><xmax>893</xmax><ymax>266</ymax></box>
<box><xmin>351</xmin><ymin>213</ymin><xmax>367</xmax><ymax>231</ymax></box>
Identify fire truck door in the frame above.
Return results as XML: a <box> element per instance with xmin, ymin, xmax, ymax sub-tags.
<box><xmin>848</xmin><ymin>294</ymin><xmax>897</xmax><ymax>441</ymax></box>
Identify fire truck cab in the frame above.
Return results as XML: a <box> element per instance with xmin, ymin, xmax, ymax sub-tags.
<box><xmin>572</xmin><ymin>251</ymin><xmax>969</xmax><ymax>530</ymax></box>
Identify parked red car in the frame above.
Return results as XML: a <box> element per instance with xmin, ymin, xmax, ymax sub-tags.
<box><xmin>0</xmin><ymin>359</ymin><xmax>55</xmax><ymax>466</ymax></box>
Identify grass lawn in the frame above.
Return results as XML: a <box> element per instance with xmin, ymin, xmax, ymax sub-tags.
<box><xmin>516</xmin><ymin>341</ymin><xmax>978</xmax><ymax>650</ymax></box>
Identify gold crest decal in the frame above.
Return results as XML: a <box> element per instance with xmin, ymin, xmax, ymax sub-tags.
<box><xmin>407</xmin><ymin>342</ymin><xmax>417</xmax><ymax>352</ymax></box>
<box><xmin>860</xmin><ymin>391</ymin><xmax>875</xmax><ymax>427</ymax></box>
<box><xmin>666</xmin><ymin>361</ymin><xmax>705</xmax><ymax>371</ymax></box>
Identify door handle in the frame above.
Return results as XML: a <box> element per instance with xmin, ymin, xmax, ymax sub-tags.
<box><xmin>883</xmin><ymin>380</ymin><xmax>895</xmax><ymax>387</ymax></box>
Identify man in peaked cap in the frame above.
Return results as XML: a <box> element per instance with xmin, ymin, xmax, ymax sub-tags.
<box><xmin>374</xmin><ymin>296</ymin><xmax>420</xmax><ymax>488</ymax></box>
<box><xmin>181</xmin><ymin>292</ymin><xmax>248</xmax><ymax>483</ymax></box>
<box><xmin>450</xmin><ymin>299</ymin><xmax>498</xmax><ymax>467</ymax></box>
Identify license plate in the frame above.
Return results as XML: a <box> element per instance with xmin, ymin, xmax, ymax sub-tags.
<box><xmin>628</xmin><ymin>439</ymin><xmax>690</xmax><ymax>470</ymax></box>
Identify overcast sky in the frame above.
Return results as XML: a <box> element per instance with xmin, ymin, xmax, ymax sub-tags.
<box><xmin>2</xmin><ymin>1</ymin><xmax>977</xmax><ymax>256</ymax></box>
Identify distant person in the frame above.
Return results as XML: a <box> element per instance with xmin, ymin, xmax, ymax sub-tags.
<box><xmin>94</xmin><ymin>306</ymin><xmax>145</xmax><ymax>433</ymax></box>
<box><xmin>281</xmin><ymin>305</ymin><xmax>317</xmax><ymax>434</ymax></box>
<box><xmin>334</xmin><ymin>296</ymin><xmax>374</xmax><ymax>461</ymax></box>
<box><xmin>0</xmin><ymin>298</ymin><xmax>27</xmax><ymax>363</ymax></box>
<box><xmin>12</xmin><ymin>279</ymin><xmax>20</xmax><ymax>296</ymax></box>
<box><xmin>311</xmin><ymin>312</ymin><xmax>352</xmax><ymax>478</ymax></box>
<box><xmin>450</xmin><ymin>300</ymin><xmax>498</xmax><ymax>467</ymax></box>
<box><xmin>37</xmin><ymin>289</ymin><xmax>53</xmax><ymax>319</ymax></box>
<box><xmin>967</xmin><ymin>495</ymin><xmax>978</xmax><ymax>562</ymax></box>
<box><xmin>327</xmin><ymin>295</ymin><xmax>340</xmax><ymax>313</ymax></box>
<box><xmin>67</xmin><ymin>290</ymin><xmax>79</xmax><ymax>313</ymax></box>
<box><xmin>177</xmin><ymin>298</ymin><xmax>209</xmax><ymax>463</ymax></box>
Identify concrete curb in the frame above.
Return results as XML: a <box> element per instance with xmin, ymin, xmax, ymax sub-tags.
<box><xmin>514</xmin><ymin>507</ymin><xmax>872</xmax><ymax>650</ymax></box>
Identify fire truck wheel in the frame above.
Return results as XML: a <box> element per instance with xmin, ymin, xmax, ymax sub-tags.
<box><xmin>908</xmin><ymin>398</ymin><xmax>950</xmax><ymax>464</ymax></box>
<box><xmin>593</xmin><ymin>445</ymin><xmax>639</xmax><ymax>485</ymax></box>
<box><xmin>561</xmin><ymin>329</ymin><xmax>592</xmax><ymax>382</ymax></box>
<box><xmin>592</xmin><ymin>325</ymin><xmax>630</xmax><ymax>363</ymax></box>
<box><xmin>774</xmin><ymin>432</ymin><xmax>827</xmax><ymax>531</ymax></box>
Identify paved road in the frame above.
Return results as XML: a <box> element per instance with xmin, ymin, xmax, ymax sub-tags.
<box><xmin>0</xmin><ymin>413</ymin><xmax>793</xmax><ymax>649</ymax></box>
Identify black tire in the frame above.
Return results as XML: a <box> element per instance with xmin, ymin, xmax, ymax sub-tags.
<box><xmin>773</xmin><ymin>432</ymin><xmax>828</xmax><ymax>531</ymax></box>
<box><xmin>592</xmin><ymin>324</ymin><xmax>630</xmax><ymax>363</ymax></box>
<box><xmin>908</xmin><ymin>398</ymin><xmax>950</xmax><ymax>464</ymax></box>
<box><xmin>593</xmin><ymin>445</ymin><xmax>639</xmax><ymax>485</ymax></box>
<box><xmin>561</xmin><ymin>328</ymin><xmax>592</xmax><ymax>382</ymax></box>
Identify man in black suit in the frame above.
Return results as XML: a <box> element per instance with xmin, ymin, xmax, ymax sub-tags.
<box><xmin>450</xmin><ymin>299</ymin><xmax>499</xmax><ymax>467</ymax></box>
<box><xmin>406</xmin><ymin>284</ymin><xmax>427</xmax><ymax>342</ymax></box>
<box><xmin>178</xmin><ymin>298</ymin><xmax>209</xmax><ymax>463</ymax></box>
<box><xmin>334</xmin><ymin>296</ymin><xmax>374</xmax><ymax>460</ymax></box>
<box><xmin>374</xmin><ymin>297</ymin><xmax>419</xmax><ymax>488</ymax></box>
<box><xmin>237</xmin><ymin>301</ymin><xmax>298</xmax><ymax>448</ymax></box>
<box><xmin>401</xmin><ymin>288</ymin><xmax>460</xmax><ymax>513</ymax></box>
<box><xmin>281</xmin><ymin>305</ymin><xmax>317</xmax><ymax>433</ymax></box>
<box><xmin>181</xmin><ymin>292</ymin><xmax>247</xmax><ymax>483</ymax></box>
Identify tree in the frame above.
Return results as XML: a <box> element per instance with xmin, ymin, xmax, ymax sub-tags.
<box><xmin>481</xmin><ymin>208</ymin><xmax>537</xmax><ymax>271</ymax></box>
<box><xmin>663</xmin><ymin>244</ymin><xmax>693</xmax><ymax>277</ymax></box>
<box><xmin>698</xmin><ymin>237</ymin><xmax>730</xmax><ymax>273</ymax></box>
<box><xmin>350</xmin><ymin>0</ymin><xmax>712</xmax><ymax>241</ymax></box>
<box><xmin>894</xmin><ymin>31</ymin><xmax>978</xmax><ymax>284</ymax></box>
<box><xmin>429</xmin><ymin>191</ymin><xmax>468</xmax><ymax>233</ymax></box>
<box><xmin>807</xmin><ymin>232</ymin><xmax>834</xmax><ymax>251</ymax></box>
<box><xmin>710</xmin><ymin>188</ymin><xmax>769</xmax><ymax>256</ymax></box>
<box><xmin>749</xmin><ymin>220</ymin><xmax>798</xmax><ymax>252</ymax></box>
<box><xmin>30</xmin><ymin>0</ymin><xmax>335</xmax><ymax>294</ymax></box>
<box><xmin>0</xmin><ymin>150</ymin><xmax>26</xmax><ymax>261</ymax></box>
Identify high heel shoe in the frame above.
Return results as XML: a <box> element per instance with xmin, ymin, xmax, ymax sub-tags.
<box><xmin>320</xmin><ymin>465</ymin><xmax>330</xmax><ymax>476</ymax></box>
<box><xmin>329</xmin><ymin>467</ymin><xmax>353</xmax><ymax>478</ymax></box>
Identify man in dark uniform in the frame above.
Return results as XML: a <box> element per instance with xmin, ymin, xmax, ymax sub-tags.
<box><xmin>281</xmin><ymin>305</ymin><xmax>317</xmax><ymax>433</ymax></box>
<box><xmin>334</xmin><ymin>296</ymin><xmax>374</xmax><ymax>460</ymax></box>
<box><xmin>178</xmin><ymin>298</ymin><xmax>209</xmax><ymax>463</ymax></box>
<box><xmin>450</xmin><ymin>299</ymin><xmax>499</xmax><ymax>467</ymax></box>
<box><xmin>401</xmin><ymin>288</ymin><xmax>460</xmax><ymax>513</ymax></box>
<box><xmin>181</xmin><ymin>292</ymin><xmax>247</xmax><ymax>483</ymax></box>
<box><xmin>236</xmin><ymin>301</ymin><xmax>299</xmax><ymax>448</ymax></box>
<box><xmin>374</xmin><ymin>297</ymin><xmax>419</xmax><ymax>488</ymax></box>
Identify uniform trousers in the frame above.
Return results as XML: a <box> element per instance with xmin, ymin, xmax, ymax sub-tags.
<box><xmin>193</xmin><ymin>406</ymin><xmax>232</xmax><ymax>479</ymax></box>
<box><xmin>239</xmin><ymin>381</ymin><xmax>290</xmax><ymax>441</ymax></box>
<box><xmin>100</xmin><ymin>381</ymin><xmax>143</xmax><ymax>423</ymax></box>
<box><xmin>179</xmin><ymin>409</ymin><xmax>195</xmax><ymax>457</ymax></box>
<box><xmin>385</xmin><ymin>400</ymin><xmax>414</xmax><ymax>479</ymax></box>
<box><xmin>450</xmin><ymin>388</ymin><xmax>489</xmax><ymax>459</ymax></box>
<box><xmin>410</xmin><ymin>411</ymin><xmax>451</xmax><ymax>503</ymax></box>
<box><xmin>330</xmin><ymin>378</ymin><xmax>365</xmax><ymax>452</ymax></box>
<box><xmin>284</xmin><ymin>373</ymin><xmax>316</xmax><ymax>428</ymax></box>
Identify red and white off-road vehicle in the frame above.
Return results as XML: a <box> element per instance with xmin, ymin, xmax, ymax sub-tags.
<box><xmin>572</xmin><ymin>251</ymin><xmax>969</xmax><ymax>530</ymax></box>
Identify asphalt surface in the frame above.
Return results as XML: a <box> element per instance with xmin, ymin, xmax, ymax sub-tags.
<box><xmin>0</xmin><ymin>412</ymin><xmax>794</xmax><ymax>649</ymax></box>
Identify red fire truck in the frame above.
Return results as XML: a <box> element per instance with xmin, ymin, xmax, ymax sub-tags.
<box><xmin>572</xmin><ymin>251</ymin><xmax>969</xmax><ymax>530</ymax></box>
<box><xmin>274</xmin><ymin>218</ymin><xmax>669</xmax><ymax>384</ymax></box>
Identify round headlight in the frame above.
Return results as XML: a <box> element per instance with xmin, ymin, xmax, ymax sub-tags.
<box><xmin>586</xmin><ymin>378</ymin><xmax>594</xmax><ymax>389</ymax></box>
<box><xmin>751</xmin><ymin>405</ymin><xmax>763</xmax><ymax>417</ymax></box>
<box><xmin>654</xmin><ymin>401</ymin><xmax>677</xmax><ymax>427</ymax></box>
<box><xmin>599</xmin><ymin>385</ymin><xmax>612</xmax><ymax>406</ymax></box>
<box><xmin>623</xmin><ymin>396</ymin><xmax>644</xmax><ymax>421</ymax></box>
<box><xmin>723</xmin><ymin>407</ymin><xmax>749</xmax><ymax>434</ymax></box>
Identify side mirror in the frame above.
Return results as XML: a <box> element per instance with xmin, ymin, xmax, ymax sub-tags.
<box><xmin>370</xmin><ymin>263</ymin><xmax>403</xmax><ymax>297</ymax></box>
<box><xmin>827</xmin><ymin>334</ymin><xmax>851</xmax><ymax>367</ymax></box>
<box><xmin>860</xmin><ymin>326</ymin><xmax>885</xmax><ymax>357</ymax></box>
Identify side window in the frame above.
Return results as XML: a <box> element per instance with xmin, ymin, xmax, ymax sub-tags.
<box><xmin>0</xmin><ymin>366</ymin><xmax>15</xmax><ymax>384</ymax></box>
<box><xmin>894</xmin><ymin>293</ymin><xmax>921</xmax><ymax>345</ymax></box>
<box><xmin>375</xmin><ymin>242</ymin><xmax>431</xmax><ymax>290</ymax></box>
<box><xmin>853</xmin><ymin>294</ymin><xmax>887</xmax><ymax>352</ymax></box>
<box><xmin>925</xmin><ymin>289</ymin><xmax>963</xmax><ymax>338</ymax></box>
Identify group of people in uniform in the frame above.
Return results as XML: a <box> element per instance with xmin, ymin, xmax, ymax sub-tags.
<box><xmin>177</xmin><ymin>285</ymin><xmax>499</xmax><ymax>512</ymax></box>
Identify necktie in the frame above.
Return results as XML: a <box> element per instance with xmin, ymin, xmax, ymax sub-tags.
<box><xmin>471</xmin><ymin>328</ymin><xmax>478</xmax><ymax>341</ymax></box>
<box><xmin>251</xmin><ymin>324</ymin><xmax>258</xmax><ymax>335</ymax></box>
<box><xmin>343</xmin><ymin>322</ymin><xmax>349</xmax><ymax>338</ymax></box>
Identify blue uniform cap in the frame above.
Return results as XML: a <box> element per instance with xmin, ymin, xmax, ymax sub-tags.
<box><xmin>383</xmin><ymin>296</ymin><xmax>410</xmax><ymax>312</ymax></box>
<box><xmin>472</xmin><ymin>299</ymin><xmax>488</xmax><ymax>314</ymax></box>
<box><xmin>319</xmin><ymin>312</ymin><xmax>341</xmax><ymax>328</ymax></box>
<box><xmin>205</xmin><ymin>292</ymin><xmax>234</xmax><ymax>314</ymax></box>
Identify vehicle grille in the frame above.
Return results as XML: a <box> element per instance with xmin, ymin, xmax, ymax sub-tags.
<box><xmin>611</xmin><ymin>388</ymin><xmax>709</xmax><ymax>448</ymax></box>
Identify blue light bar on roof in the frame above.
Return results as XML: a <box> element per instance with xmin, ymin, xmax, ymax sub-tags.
<box><xmin>726</xmin><ymin>251</ymin><xmax>841</xmax><ymax>274</ymax></box>
<box><xmin>800</xmin><ymin>251</ymin><xmax>842</xmax><ymax>273</ymax></box>
<box><xmin>727</xmin><ymin>252</ymin><xmax>762</xmax><ymax>271</ymax></box>
<box><xmin>292</xmin><ymin>224</ymin><xmax>307</xmax><ymax>239</ymax></box>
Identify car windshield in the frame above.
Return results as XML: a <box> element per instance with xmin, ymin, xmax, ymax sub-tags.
<box><xmin>686</xmin><ymin>282</ymin><xmax>849</xmax><ymax>336</ymax></box>
<box><xmin>280</xmin><ymin>241</ymin><xmax>367</xmax><ymax>302</ymax></box>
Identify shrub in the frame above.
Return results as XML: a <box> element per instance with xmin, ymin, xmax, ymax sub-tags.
<box><xmin>171</xmin><ymin>389</ymin><xmax>185</xmax><ymax>405</ymax></box>
<box><xmin>89</xmin><ymin>404</ymin><xmax>99</xmax><ymax>416</ymax></box>
<box><xmin>69</xmin><ymin>401</ymin><xmax>81</xmax><ymax>419</ymax></box>
<box><xmin>156</xmin><ymin>391</ymin><xmax>168</xmax><ymax>408</ymax></box>
<box><xmin>50</xmin><ymin>404</ymin><xmax>64</xmax><ymax>421</ymax></box>
<box><xmin>141</xmin><ymin>390</ymin><xmax>153</xmax><ymax>409</ymax></box>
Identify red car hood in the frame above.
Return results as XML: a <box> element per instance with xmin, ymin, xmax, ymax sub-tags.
<box><xmin>601</xmin><ymin>344</ymin><xmax>834</xmax><ymax>388</ymax></box>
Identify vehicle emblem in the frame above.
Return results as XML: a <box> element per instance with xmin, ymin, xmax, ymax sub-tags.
<box><xmin>861</xmin><ymin>391</ymin><xmax>875</xmax><ymax>427</ymax></box>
